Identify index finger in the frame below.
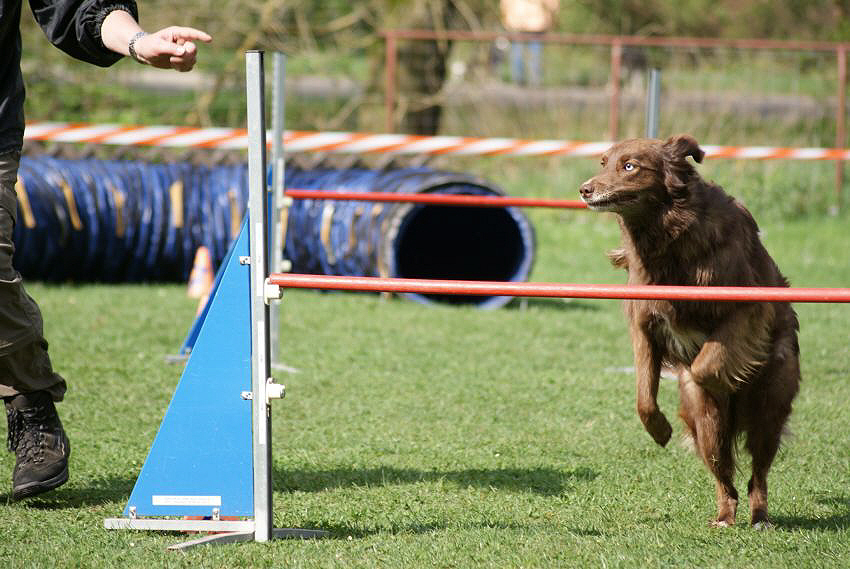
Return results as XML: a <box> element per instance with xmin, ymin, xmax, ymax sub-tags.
<box><xmin>164</xmin><ymin>27</ymin><xmax>212</xmax><ymax>44</ymax></box>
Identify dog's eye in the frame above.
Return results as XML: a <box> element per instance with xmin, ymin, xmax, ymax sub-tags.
<box><xmin>624</xmin><ymin>162</ymin><xmax>636</xmax><ymax>171</ymax></box>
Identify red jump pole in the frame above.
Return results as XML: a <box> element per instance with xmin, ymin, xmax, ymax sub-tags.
<box><xmin>283</xmin><ymin>189</ymin><xmax>587</xmax><ymax>209</ymax></box>
<box><xmin>268</xmin><ymin>273</ymin><xmax>850</xmax><ymax>303</ymax></box>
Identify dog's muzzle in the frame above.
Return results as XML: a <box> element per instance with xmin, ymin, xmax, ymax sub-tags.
<box><xmin>579</xmin><ymin>180</ymin><xmax>616</xmax><ymax>210</ymax></box>
<box><xmin>579</xmin><ymin>180</ymin><xmax>596</xmax><ymax>201</ymax></box>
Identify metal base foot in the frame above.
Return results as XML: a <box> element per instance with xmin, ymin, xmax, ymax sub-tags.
<box><xmin>167</xmin><ymin>528</ymin><xmax>329</xmax><ymax>552</ymax></box>
<box><xmin>163</xmin><ymin>353</ymin><xmax>189</xmax><ymax>365</ymax></box>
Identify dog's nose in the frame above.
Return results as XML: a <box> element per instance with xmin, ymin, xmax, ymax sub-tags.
<box><xmin>579</xmin><ymin>181</ymin><xmax>594</xmax><ymax>199</ymax></box>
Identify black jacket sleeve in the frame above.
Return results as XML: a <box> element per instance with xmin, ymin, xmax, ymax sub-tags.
<box><xmin>28</xmin><ymin>0</ymin><xmax>139</xmax><ymax>67</ymax></box>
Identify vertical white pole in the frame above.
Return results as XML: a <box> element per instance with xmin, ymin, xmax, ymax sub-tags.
<box><xmin>645</xmin><ymin>68</ymin><xmax>662</xmax><ymax>139</ymax></box>
<box><xmin>245</xmin><ymin>50</ymin><xmax>272</xmax><ymax>543</ymax></box>
<box><xmin>269</xmin><ymin>52</ymin><xmax>286</xmax><ymax>368</ymax></box>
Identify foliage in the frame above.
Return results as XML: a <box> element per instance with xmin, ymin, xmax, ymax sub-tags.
<box><xmin>568</xmin><ymin>0</ymin><xmax>850</xmax><ymax>40</ymax></box>
<box><xmin>16</xmin><ymin>0</ymin><xmax>850</xmax><ymax>219</ymax></box>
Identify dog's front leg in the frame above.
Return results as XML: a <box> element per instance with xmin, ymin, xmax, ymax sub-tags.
<box><xmin>689</xmin><ymin>303</ymin><xmax>774</xmax><ymax>395</ymax></box>
<box><xmin>631</xmin><ymin>320</ymin><xmax>672</xmax><ymax>446</ymax></box>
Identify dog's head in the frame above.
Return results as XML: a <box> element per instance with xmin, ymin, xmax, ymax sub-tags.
<box><xmin>579</xmin><ymin>134</ymin><xmax>705</xmax><ymax>214</ymax></box>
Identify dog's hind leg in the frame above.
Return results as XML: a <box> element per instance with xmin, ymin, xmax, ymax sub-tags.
<box><xmin>744</xmin><ymin>372</ymin><xmax>798</xmax><ymax>527</ymax></box>
<box><xmin>680</xmin><ymin>375</ymin><xmax>738</xmax><ymax>526</ymax></box>
<box><xmin>746</xmin><ymin>445</ymin><xmax>776</xmax><ymax>528</ymax></box>
<box><xmin>745</xmin><ymin>409</ymin><xmax>789</xmax><ymax>528</ymax></box>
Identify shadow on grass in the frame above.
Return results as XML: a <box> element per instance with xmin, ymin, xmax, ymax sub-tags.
<box><xmin>293</xmin><ymin>519</ymin><xmax>604</xmax><ymax>540</ymax></box>
<box><xmin>1</xmin><ymin>474</ymin><xmax>136</xmax><ymax>510</ymax></box>
<box><xmin>279</xmin><ymin>465</ymin><xmax>602</xmax><ymax>540</ymax></box>
<box><xmin>506</xmin><ymin>298</ymin><xmax>601</xmax><ymax>312</ymax></box>
<box><xmin>773</xmin><ymin>494</ymin><xmax>850</xmax><ymax>531</ymax></box>
<box><xmin>274</xmin><ymin>465</ymin><xmax>597</xmax><ymax>497</ymax></box>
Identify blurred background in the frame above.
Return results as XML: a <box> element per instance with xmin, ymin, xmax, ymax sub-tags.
<box><xmin>19</xmin><ymin>0</ymin><xmax>850</xmax><ymax>217</ymax></box>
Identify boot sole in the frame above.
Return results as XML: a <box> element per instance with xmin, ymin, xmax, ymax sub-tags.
<box><xmin>12</xmin><ymin>465</ymin><xmax>69</xmax><ymax>501</ymax></box>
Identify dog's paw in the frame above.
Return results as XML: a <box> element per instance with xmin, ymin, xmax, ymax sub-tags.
<box><xmin>644</xmin><ymin>410</ymin><xmax>673</xmax><ymax>447</ymax></box>
<box><xmin>752</xmin><ymin>520</ymin><xmax>774</xmax><ymax>531</ymax></box>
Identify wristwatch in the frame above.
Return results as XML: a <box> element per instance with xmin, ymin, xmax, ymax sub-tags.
<box><xmin>128</xmin><ymin>31</ymin><xmax>147</xmax><ymax>64</ymax></box>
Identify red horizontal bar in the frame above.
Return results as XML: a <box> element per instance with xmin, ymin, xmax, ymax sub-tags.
<box><xmin>284</xmin><ymin>189</ymin><xmax>587</xmax><ymax>209</ymax></box>
<box><xmin>269</xmin><ymin>274</ymin><xmax>850</xmax><ymax>303</ymax></box>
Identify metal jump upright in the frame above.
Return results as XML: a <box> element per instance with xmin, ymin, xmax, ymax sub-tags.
<box><xmin>103</xmin><ymin>51</ymin><xmax>326</xmax><ymax>550</ymax></box>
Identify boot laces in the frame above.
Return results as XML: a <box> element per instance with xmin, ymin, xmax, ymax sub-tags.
<box><xmin>6</xmin><ymin>406</ymin><xmax>51</xmax><ymax>465</ymax></box>
<box><xmin>6</xmin><ymin>406</ymin><xmax>21</xmax><ymax>452</ymax></box>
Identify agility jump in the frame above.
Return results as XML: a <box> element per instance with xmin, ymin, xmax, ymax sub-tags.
<box><xmin>104</xmin><ymin>50</ymin><xmax>850</xmax><ymax>550</ymax></box>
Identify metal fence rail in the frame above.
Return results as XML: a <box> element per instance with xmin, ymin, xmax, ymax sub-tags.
<box><xmin>381</xmin><ymin>29</ymin><xmax>850</xmax><ymax>200</ymax></box>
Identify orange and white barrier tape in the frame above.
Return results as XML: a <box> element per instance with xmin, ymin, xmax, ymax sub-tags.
<box><xmin>23</xmin><ymin>121</ymin><xmax>850</xmax><ymax>161</ymax></box>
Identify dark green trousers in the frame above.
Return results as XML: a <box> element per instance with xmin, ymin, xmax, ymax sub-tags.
<box><xmin>0</xmin><ymin>151</ymin><xmax>65</xmax><ymax>401</ymax></box>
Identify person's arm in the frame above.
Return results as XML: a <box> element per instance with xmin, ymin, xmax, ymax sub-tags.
<box><xmin>28</xmin><ymin>0</ymin><xmax>139</xmax><ymax>66</ymax></box>
<box><xmin>100</xmin><ymin>9</ymin><xmax>211</xmax><ymax>72</ymax></box>
<box><xmin>28</xmin><ymin>1</ymin><xmax>210</xmax><ymax>71</ymax></box>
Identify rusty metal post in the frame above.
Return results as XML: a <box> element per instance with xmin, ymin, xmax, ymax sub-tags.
<box><xmin>609</xmin><ymin>41</ymin><xmax>623</xmax><ymax>141</ymax></box>
<box><xmin>836</xmin><ymin>46</ymin><xmax>847</xmax><ymax>212</ymax></box>
<box><xmin>385</xmin><ymin>32</ymin><xmax>398</xmax><ymax>133</ymax></box>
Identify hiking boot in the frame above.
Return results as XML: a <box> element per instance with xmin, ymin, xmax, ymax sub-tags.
<box><xmin>5</xmin><ymin>391</ymin><xmax>70</xmax><ymax>500</ymax></box>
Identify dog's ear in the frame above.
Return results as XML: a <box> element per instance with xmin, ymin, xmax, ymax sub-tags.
<box><xmin>663</xmin><ymin>134</ymin><xmax>704</xmax><ymax>164</ymax></box>
<box><xmin>661</xmin><ymin>135</ymin><xmax>703</xmax><ymax>199</ymax></box>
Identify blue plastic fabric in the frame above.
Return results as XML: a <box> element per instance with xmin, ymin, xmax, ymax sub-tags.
<box><xmin>14</xmin><ymin>157</ymin><xmax>242</xmax><ymax>283</ymax></box>
<box><xmin>282</xmin><ymin>167</ymin><xmax>537</xmax><ymax>308</ymax></box>
<box><xmin>14</xmin><ymin>157</ymin><xmax>535</xmax><ymax>308</ymax></box>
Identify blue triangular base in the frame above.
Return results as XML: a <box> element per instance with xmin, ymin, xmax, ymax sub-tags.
<box><xmin>124</xmin><ymin>219</ymin><xmax>254</xmax><ymax>517</ymax></box>
<box><xmin>176</xmin><ymin>236</ymin><xmax>236</xmax><ymax>358</ymax></box>
<box><xmin>176</xmin><ymin>192</ymin><xmax>273</xmax><ymax>358</ymax></box>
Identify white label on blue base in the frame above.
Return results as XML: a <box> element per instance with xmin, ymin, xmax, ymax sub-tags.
<box><xmin>152</xmin><ymin>495</ymin><xmax>222</xmax><ymax>507</ymax></box>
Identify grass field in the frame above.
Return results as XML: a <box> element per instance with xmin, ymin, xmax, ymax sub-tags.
<box><xmin>8</xmin><ymin>3</ymin><xmax>850</xmax><ymax>565</ymax></box>
<box><xmin>0</xmin><ymin>202</ymin><xmax>848</xmax><ymax>567</ymax></box>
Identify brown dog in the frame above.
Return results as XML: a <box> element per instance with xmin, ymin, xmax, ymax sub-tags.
<box><xmin>579</xmin><ymin>135</ymin><xmax>800</xmax><ymax>528</ymax></box>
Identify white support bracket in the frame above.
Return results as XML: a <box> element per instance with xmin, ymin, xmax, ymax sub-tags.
<box><xmin>266</xmin><ymin>377</ymin><xmax>285</xmax><ymax>400</ymax></box>
<box><xmin>264</xmin><ymin>279</ymin><xmax>282</xmax><ymax>305</ymax></box>
<box><xmin>241</xmin><ymin>378</ymin><xmax>285</xmax><ymax>403</ymax></box>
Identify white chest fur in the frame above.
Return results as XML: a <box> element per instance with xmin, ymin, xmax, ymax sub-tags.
<box><xmin>655</xmin><ymin>315</ymin><xmax>707</xmax><ymax>364</ymax></box>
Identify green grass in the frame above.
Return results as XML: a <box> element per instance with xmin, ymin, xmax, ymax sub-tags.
<box><xmin>0</xmin><ymin>209</ymin><xmax>848</xmax><ymax>567</ymax></box>
<box><xmin>9</xmin><ymin>4</ymin><xmax>850</xmax><ymax>565</ymax></box>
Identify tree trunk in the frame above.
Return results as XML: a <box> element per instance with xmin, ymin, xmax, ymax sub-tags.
<box><xmin>395</xmin><ymin>1</ymin><xmax>462</xmax><ymax>135</ymax></box>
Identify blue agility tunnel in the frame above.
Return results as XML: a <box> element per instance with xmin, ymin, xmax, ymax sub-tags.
<box><xmin>14</xmin><ymin>156</ymin><xmax>535</xmax><ymax>308</ymax></box>
<box><xmin>283</xmin><ymin>166</ymin><xmax>536</xmax><ymax>308</ymax></box>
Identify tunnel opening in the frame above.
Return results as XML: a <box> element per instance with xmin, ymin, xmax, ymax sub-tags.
<box><xmin>391</xmin><ymin>203</ymin><xmax>532</xmax><ymax>307</ymax></box>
